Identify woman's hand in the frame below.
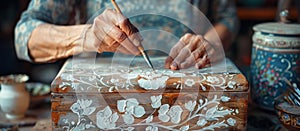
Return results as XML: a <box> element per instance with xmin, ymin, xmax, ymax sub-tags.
<box><xmin>83</xmin><ymin>9</ymin><xmax>142</xmax><ymax>55</ymax></box>
<box><xmin>165</xmin><ymin>33</ymin><xmax>223</xmax><ymax>70</ymax></box>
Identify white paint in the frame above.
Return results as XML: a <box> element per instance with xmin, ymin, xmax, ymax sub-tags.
<box><xmin>138</xmin><ymin>71</ymin><xmax>169</xmax><ymax>90</ymax></box>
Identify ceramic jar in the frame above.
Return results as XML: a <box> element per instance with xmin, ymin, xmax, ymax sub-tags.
<box><xmin>251</xmin><ymin>22</ymin><xmax>300</xmax><ymax>110</ymax></box>
<box><xmin>0</xmin><ymin>74</ymin><xmax>29</xmax><ymax>119</ymax></box>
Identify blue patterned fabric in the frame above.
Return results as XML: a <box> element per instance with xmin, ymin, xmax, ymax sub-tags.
<box><xmin>15</xmin><ymin>0</ymin><xmax>238</xmax><ymax>62</ymax></box>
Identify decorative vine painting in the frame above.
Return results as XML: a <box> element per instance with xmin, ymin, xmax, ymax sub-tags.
<box><xmin>64</xmin><ymin>94</ymin><xmax>239</xmax><ymax>131</ymax></box>
<box><xmin>52</xmin><ymin>57</ymin><xmax>248</xmax><ymax>131</ymax></box>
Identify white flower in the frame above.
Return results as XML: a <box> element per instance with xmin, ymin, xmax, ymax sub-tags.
<box><xmin>70</xmin><ymin>99</ymin><xmax>96</xmax><ymax>116</ymax></box>
<box><xmin>158</xmin><ymin>104</ymin><xmax>170</xmax><ymax>122</ymax></box>
<box><xmin>138</xmin><ymin>75</ymin><xmax>169</xmax><ymax>90</ymax></box>
<box><xmin>227</xmin><ymin>81</ymin><xmax>237</xmax><ymax>89</ymax></box>
<box><xmin>207</xmin><ymin>76</ymin><xmax>220</xmax><ymax>84</ymax></box>
<box><xmin>184</xmin><ymin>101</ymin><xmax>196</xmax><ymax>111</ymax></box>
<box><xmin>158</xmin><ymin>104</ymin><xmax>183</xmax><ymax>124</ymax></box>
<box><xmin>146</xmin><ymin>126</ymin><xmax>158</xmax><ymax>131</ymax></box>
<box><xmin>180</xmin><ymin>125</ymin><xmax>189</xmax><ymax>131</ymax></box>
<box><xmin>197</xmin><ymin>118</ymin><xmax>207</xmax><ymax>126</ymax></box>
<box><xmin>167</xmin><ymin>106</ymin><xmax>183</xmax><ymax>124</ymax></box>
<box><xmin>184</xmin><ymin>79</ymin><xmax>195</xmax><ymax>87</ymax></box>
<box><xmin>123</xmin><ymin>113</ymin><xmax>134</xmax><ymax>124</ymax></box>
<box><xmin>221</xmin><ymin>96</ymin><xmax>231</xmax><ymax>102</ymax></box>
<box><xmin>117</xmin><ymin>98</ymin><xmax>145</xmax><ymax>124</ymax></box>
<box><xmin>150</xmin><ymin>95</ymin><xmax>162</xmax><ymax>108</ymax></box>
<box><xmin>227</xmin><ymin>118</ymin><xmax>236</xmax><ymax>126</ymax></box>
<box><xmin>96</xmin><ymin>106</ymin><xmax>119</xmax><ymax>129</ymax></box>
<box><xmin>145</xmin><ymin>115</ymin><xmax>153</xmax><ymax>123</ymax></box>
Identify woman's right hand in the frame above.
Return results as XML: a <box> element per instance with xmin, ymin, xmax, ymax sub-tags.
<box><xmin>83</xmin><ymin>9</ymin><xmax>142</xmax><ymax>55</ymax></box>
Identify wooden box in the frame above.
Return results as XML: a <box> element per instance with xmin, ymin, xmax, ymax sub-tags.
<box><xmin>51</xmin><ymin>57</ymin><xmax>249</xmax><ymax>131</ymax></box>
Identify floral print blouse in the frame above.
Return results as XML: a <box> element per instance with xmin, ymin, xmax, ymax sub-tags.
<box><xmin>15</xmin><ymin>0</ymin><xmax>238</xmax><ymax>62</ymax></box>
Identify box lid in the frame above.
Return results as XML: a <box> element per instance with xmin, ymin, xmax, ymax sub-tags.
<box><xmin>51</xmin><ymin>57</ymin><xmax>248</xmax><ymax>93</ymax></box>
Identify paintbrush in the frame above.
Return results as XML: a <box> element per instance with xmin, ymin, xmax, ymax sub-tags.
<box><xmin>111</xmin><ymin>0</ymin><xmax>155</xmax><ymax>70</ymax></box>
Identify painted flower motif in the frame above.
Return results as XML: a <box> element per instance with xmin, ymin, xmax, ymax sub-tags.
<box><xmin>197</xmin><ymin>118</ymin><xmax>207</xmax><ymax>127</ymax></box>
<box><xmin>160</xmin><ymin>70</ymin><xmax>186</xmax><ymax>77</ymax></box>
<box><xmin>227</xmin><ymin>81</ymin><xmax>237</xmax><ymax>89</ymax></box>
<box><xmin>158</xmin><ymin>104</ymin><xmax>183</xmax><ymax>124</ymax></box>
<box><xmin>120</xmin><ymin>73</ymin><xmax>139</xmax><ymax>80</ymax></box>
<box><xmin>265</xmin><ymin>70</ymin><xmax>279</xmax><ymax>86</ymax></box>
<box><xmin>227</xmin><ymin>118</ymin><xmax>236</xmax><ymax>126</ymax></box>
<box><xmin>180</xmin><ymin>125</ymin><xmax>189</xmax><ymax>131</ymax></box>
<box><xmin>184</xmin><ymin>79</ymin><xmax>195</xmax><ymax>87</ymax></box>
<box><xmin>110</xmin><ymin>78</ymin><xmax>123</xmax><ymax>86</ymax></box>
<box><xmin>207</xmin><ymin>76</ymin><xmax>220</xmax><ymax>84</ymax></box>
<box><xmin>150</xmin><ymin>95</ymin><xmax>162</xmax><ymax>108</ymax></box>
<box><xmin>117</xmin><ymin>98</ymin><xmax>145</xmax><ymax>124</ymax></box>
<box><xmin>184</xmin><ymin>101</ymin><xmax>196</xmax><ymax>111</ymax></box>
<box><xmin>146</xmin><ymin>126</ymin><xmax>158</xmax><ymax>131</ymax></box>
<box><xmin>70</xmin><ymin>99</ymin><xmax>96</xmax><ymax>116</ymax></box>
<box><xmin>221</xmin><ymin>96</ymin><xmax>231</xmax><ymax>102</ymax></box>
<box><xmin>96</xmin><ymin>106</ymin><xmax>119</xmax><ymax>129</ymax></box>
<box><xmin>138</xmin><ymin>71</ymin><xmax>169</xmax><ymax>90</ymax></box>
<box><xmin>145</xmin><ymin>115</ymin><xmax>153</xmax><ymax>123</ymax></box>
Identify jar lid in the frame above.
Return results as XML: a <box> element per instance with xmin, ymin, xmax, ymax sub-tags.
<box><xmin>253</xmin><ymin>22</ymin><xmax>300</xmax><ymax>35</ymax></box>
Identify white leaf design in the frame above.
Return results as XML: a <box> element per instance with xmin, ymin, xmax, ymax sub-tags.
<box><xmin>127</xmin><ymin>127</ymin><xmax>135</xmax><ymax>131</ymax></box>
<box><xmin>168</xmin><ymin>105</ymin><xmax>183</xmax><ymax>124</ymax></box>
<box><xmin>123</xmin><ymin>113</ymin><xmax>134</xmax><ymax>124</ymax></box>
<box><xmin>184</xmin><ymin>79</ymin><xmax>195</xmax><ymax>87</ymax></box>
<box><xmin>199</xmin><ymin>99</ymin><xmax>203</xmax><ymax>105</ymax></box>
<box><xmin>70</xmin><ymin>103</ymin><xmax>80</xmax><ymax>115</ymax></box>
<box><xmin>180</xmin><ymin>125</ymin><xmax>189</xmax><ymax>131</ymax></box>
<box><xmin>221</xmin><ymin>96</ymin><xmax>230</xmax><ymax>102</ymax></box>
<box><xmin>126</xmin><ymin>98</ymin><xmax>139</xmax><ymax>107</ymax></box>
<box><xmin>145</xmin><ymin>115</ymin><xmax>153</xmax><ymax>123</ymax></box>
<box><xmin>111</xmin><ymin>112</ymin><xmax>119</xmax><ymax>123</ymax></box>
<box><xmin>197</xmin><ymin>118</ymin><xmax>207</xmax><ymax>126</ymax></box>
<box><xmin>133</xmin><ymin>105</ymin><xmax>145</xmax><ymax>118</ymax></box>
<box><xmin>184</xmin><ymin>101</ymin><xmax>196</xmax><ymax>111</ymax></box>
<box><xmin>82</xmin><ymin>107</ymin><xmax>96</xmax><ymax>116</ymax></box>
<box><xmin>158</xmin><ymin>104</ymin><xmax>169</xmax><ymax>114</ymax></box>
<box><xmin>227</xmin><ymin>81</ymin><xmax>237</xmax><ymax>88</ymax></box>
<box><xmin>70</xmin><ymin>99</ymin><xmax>96</xmax><ymax>116</ymax></box>
<box><xmin>103</xmin><ymin>106</ymin><xmax>112</xmax><ymax>117</ymax></box>
<box><xmin>150</xmin><ymin>95</ymin><xmax>162</xmax><ymax>108</ymax></box>
<box><xmin>227</xmin><ymin>118</ymin><xmax>236</xmax><ymax>126</ymax></box>
<box><xmin>158</xmin><ymin>114</ymin><xmax>170</xmax><ymax>122</ymax></box>
<box><xmin>146</xmin><ymin>126</ymin><xmax>158</xmax><ymax>131</ymax></box>
<box><xmin>206</xmin><ymin>106</ymin><xmax>217</xmax><ymax>119</ymax></box>
<box><xmin>117</xmin><ymin>100</ymin><xmax>126</xmax><ymax>112</ymax></box>
<box><xmin>96</xmin><ymin>106</ymin><xmax>117</xmax><ymax>129</ymax></box>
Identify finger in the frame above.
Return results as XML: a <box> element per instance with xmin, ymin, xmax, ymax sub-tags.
<box><xmin>195</xmin><ymin>54</ymin><xmax>209</xmax><ymax>69</ymax></box>
<box><xmin>128</xmin><ymin>32</ymin><xmax>143</xmax><ymax>47</ymax></box>
<box><xmin>169</xmin><ymin>33</ymin><xmax>193</xmax><ymax>59</ymax></box>
<box><xmin>103</xmin><ymin>25</ymin><xmax>139</xmax><ymax>55</ymax></box>
<box><xmin>103</xmin><ymin>26</ymin><xmax>126</xmax><ymax>45</ymax></box>
<box><xmin>164</xmin><ymin>56</ymin><xmax>174</xmax><ymax>69</ymax></box>
<box><xmin>179</xmin><ymin>49</ymin><xmax>201</xmax><ymax>69</ymax></box>
<box><xmin>114</xmin><ymin>12</ymin><xmax>142</xmax><ymax>47</ymax></box>
<box><xmin>171</xmin><ymin>47</ymin><xmax>191</xmax><ymax>70</ymax></box>
<box><xmin>115</xmin><ymin>44</ymin><xmax>132</xmax><ymax>54</ymax></box>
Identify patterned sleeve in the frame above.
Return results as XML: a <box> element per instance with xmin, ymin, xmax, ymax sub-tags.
<box><xmin>211</xmin><ymin>0</ymin><xmax>239</xmax><ymax>36</ymax></box>
<box><xmin>14</xmin><ymin>0</ymin><xmax>76</xmax><ymax>62</ymax></box>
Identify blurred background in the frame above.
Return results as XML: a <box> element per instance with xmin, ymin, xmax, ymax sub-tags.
<box><xmin>0</xmin><ymin>0</ymin><xmax>299</xmax><ymax>84</ymax></box>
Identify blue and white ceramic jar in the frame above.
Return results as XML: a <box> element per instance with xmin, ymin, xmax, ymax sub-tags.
<box><xmin>251</xmin><ymin>22</ymin><xmax>300</xmax><ymax>110</ymax></box>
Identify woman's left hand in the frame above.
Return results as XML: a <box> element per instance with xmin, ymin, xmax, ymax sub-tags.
<box><xmin>165</xmin><ymin>33</ymin><xmax>223</xmax><ymax>70</ymax></box>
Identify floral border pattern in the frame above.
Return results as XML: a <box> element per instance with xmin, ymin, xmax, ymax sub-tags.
<box><xmin>63</xmin><ymin>95</ymin><xmax>238</xmax><ymax>131</ymax></box>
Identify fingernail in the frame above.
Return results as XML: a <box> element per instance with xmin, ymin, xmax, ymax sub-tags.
<box><xmin>170</xmin><ymin>62</ymin><xmax>178</xmax><ymax>70</ymax></box>
<box><xmin>132</xmin><ymin>38</ymin><xmax>141</xmax><ymax>46</ymax></box>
